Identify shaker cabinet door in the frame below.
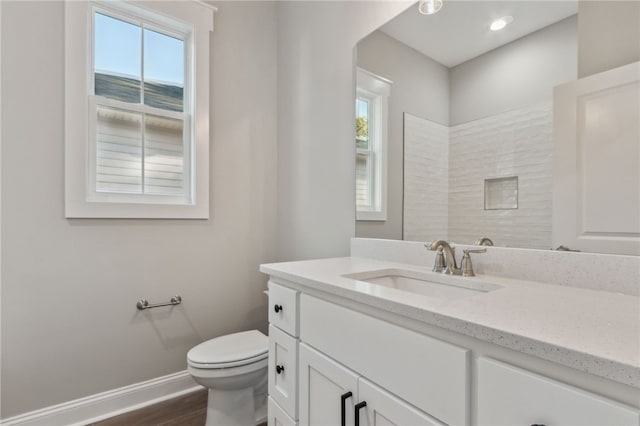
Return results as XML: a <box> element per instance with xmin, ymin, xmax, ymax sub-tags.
<box><xmin>299</xmin><ymin>343</ymin><xmax>359</xmax><ymax>426</ymax></box>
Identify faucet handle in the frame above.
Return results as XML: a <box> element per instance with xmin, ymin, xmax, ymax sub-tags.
<box><xmin>461</xmin><ymin>248</ymin><xmax>486</xmax><ymax>277</ymax></box>
<box><xmin>432</xmin><ymin>246</ymin><xmax>446</xmax><ymax>273</ymax></box>
<box><xmin>464</xmin><ymin>248</ymin><xmax>486</xmax><ymax>254</ymax></box>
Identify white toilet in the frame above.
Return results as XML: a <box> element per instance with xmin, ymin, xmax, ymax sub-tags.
<box><xmin>187</xmin><ymin>330</ymin><xmax>268</xmax><ymax>426</ymax></box>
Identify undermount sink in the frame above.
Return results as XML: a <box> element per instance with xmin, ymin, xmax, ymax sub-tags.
<box><xmin>343</xmin><ymin>268</ymin><xmax>502</xmax><ymax>301</ymax></box>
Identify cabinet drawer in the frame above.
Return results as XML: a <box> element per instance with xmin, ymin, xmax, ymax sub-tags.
<box><xmin>269</xmin><ymin>281</ymin><xmax>299</xmax><ymax>336</ymax></box>
<box><xmin>269</xmin><ymin>325</ymin><xmax>298</xmax><ymax>419</ymax></box>
<box><xmin>268</xmin><ymin>397</ymin><xmax>297</xmax><ymax>426</ymax></box>
<box><xmin>477</xmin><ymin>358</ymin><xmax>640</xmax><ymax>426</ymax></box>
<box><xmin>300</xmin><ymin>295</ymin><xmax>469</xmax><ymax>425</ymax></box>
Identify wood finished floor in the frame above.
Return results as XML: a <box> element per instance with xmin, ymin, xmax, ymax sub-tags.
<box><xmin>89</xmin><ymin>389</ymin><xmax>267</xmax><ymax>426</ymax></box>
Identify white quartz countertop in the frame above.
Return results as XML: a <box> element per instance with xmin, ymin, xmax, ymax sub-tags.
<box><xmin>260</xmin><ymin>256</ymin><xmax>640</xmax><ymax>388</ymax></box>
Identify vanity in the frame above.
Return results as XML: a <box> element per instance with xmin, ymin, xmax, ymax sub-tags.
<box><xmin>261</xmin><ymin>241</ymin><xmax>640</xmax><ymax>426</ymax></box>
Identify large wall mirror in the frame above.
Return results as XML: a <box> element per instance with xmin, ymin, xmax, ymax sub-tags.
<box><xmin>354</xmin><ymin>1</ymin><xmax>640</xmax><ymax>255</ymax></box>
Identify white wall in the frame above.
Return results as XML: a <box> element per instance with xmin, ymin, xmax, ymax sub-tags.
<box><xmin>578</xmin><ymin>1</ymin><xmax>640</xmax><ymax>78</ymax></box>
<box><xmin>448</xmin><ymin>102</ymin><xmax>553</xmax><ymax>249</ymax></box>
<box><xmin>450</xmin><ymin>15</ymin><xmax>577</xmax><ymax>126</ymax></box>
<box><xmin>403</xmin><ymin>114</ymin><xmax>449</xmax><ymax>242</ymax></box>
<box><xmin>402</xmin><ymin>103</ymin><xmax>554</xmax><ymax>249</ymax></box>
<box><xmin>0</xmin><ymin>0</ymin><xmax>278</xmax><ymax>418</ymax></box>
<box><xmin>356</xmin><ymin>30</ymin><xmax>449</xmax><ymax>240</ymax></box>
<box><xmin>276</xmin><ymin>1</ymin><xmax>411</xmax><ymax>261</ymax></box>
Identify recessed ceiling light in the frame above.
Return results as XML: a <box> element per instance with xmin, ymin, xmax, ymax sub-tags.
<box><xmin>490</xmin><ymin>16</ymin><xmax>514</xmax><ymax>31</ymax></box>
<box><xmin>418</xmin><ymin>0</ymin><xmax>443</xmax><ymax>15</ymax></box>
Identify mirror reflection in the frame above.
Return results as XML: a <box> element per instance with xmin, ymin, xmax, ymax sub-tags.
<box><xmin>354</xmin><ymin>1</ymin><xmax>640</xmax><ymax>255</ymax></box>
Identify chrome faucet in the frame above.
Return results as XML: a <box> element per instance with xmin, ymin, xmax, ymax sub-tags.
<box><xmin>426</xmin><ymin>240</ymin><xmax>460</xmax><ymax>275</ymax></box>
<box><xmin>427</xmin><ymin>240</ymin><xmax>487</xmax><ymax>276</ymax></box>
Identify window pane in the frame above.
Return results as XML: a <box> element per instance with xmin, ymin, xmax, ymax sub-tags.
<box><xmin>356</xmin><ymin>153</ymin><xmax>371</xmax><ymax>208</ymax></box>
<box><xmin>94</xmin><ymin>12</ymin><xmax>141</xmax><ymax>103</ymax></box>
<box><xmin>356</xmin><ymin>98</ymin><xmax>369</xmax><ymax>150</ymax></box>
<box><xmin>96</xmin><ymin>106</ymin><xmax>142</xmax><ymax>194</ymax></box>
<box><xmin>144</xmin><ymin>115</ymin><xmax>185</xmax><ymax>195</ymax></box>
<box><xmin>144</xmin><ymin>28</ymin><xmax>184</xmax><ymax>112</ymax></box>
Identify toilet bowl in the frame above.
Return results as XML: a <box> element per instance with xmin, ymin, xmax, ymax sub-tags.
<box><xmin>187</xmin><ymin>330</ymin><xmax>268</xmax><ymax>426</ymax></box>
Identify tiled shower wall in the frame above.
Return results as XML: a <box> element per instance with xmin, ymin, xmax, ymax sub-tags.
<box><xmin>403</xmin><ymin>113</ymin><xmax>449</xmax><ymax>242</ymax></box>
<box><xmin>404</xmin><ymin>102</ymin><xmax>553</xmax><ymax>249</ymax></box>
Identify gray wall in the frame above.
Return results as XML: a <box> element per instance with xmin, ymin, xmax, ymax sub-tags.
<box><xmin>578</xmin><ymin>1</ymin><xmax>640</xmax><ymax>78</ymax></box>
<box><xmin>1</xmin><ymin>1</ymin><xmax>278</xmax><ymax>418</ymax></box>
<box><xmin>276</xmin><ymin>1</ymin><xmax>411</xmax><ymax>261</ymax></box>
<box><xmin>450</xmin><ymin>15</ymin><xmax>578</xmax><ymax>126</ymax></box>
<box><xmin>356</xmin><ymin>31</ymin><xmax>449</xmax><ymax>240</ymax></box>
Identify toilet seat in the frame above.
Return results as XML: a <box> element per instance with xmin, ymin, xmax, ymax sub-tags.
<box><xmin>189</xmin><ymin>352</ymin><xmax>268</xmax><ymax>369</ymax></box>
<box><xmin>187</xmin><ymin>330</ymin><xmax>268</xmax><ymax>369</ymax></box>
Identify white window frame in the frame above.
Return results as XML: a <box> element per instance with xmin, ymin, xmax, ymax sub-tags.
<box><xmin>356</xmin><ymin>68</ymin><xmax>391</xmax><ymax>221</ymax></box>
<box><xmin>65</xmin><ymin>0</ymin><xmax>214</xmax><ymax>218</ymax></box>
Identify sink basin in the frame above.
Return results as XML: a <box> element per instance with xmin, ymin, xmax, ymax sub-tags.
<box><xmin>343</xmin><ymin>268</ymin><xmax>502</xmax><ymax>302</ymax></box>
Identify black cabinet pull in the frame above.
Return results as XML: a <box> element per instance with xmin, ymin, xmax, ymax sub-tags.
<box><xmin>274</xmin><ymin>304</ymin><xmax>283</xmax><ymax>313</ymax></box>
<box><xmin>340</xmin><ymin>391</ymin><xmax>352</xmax><ymax>426</ymax></box>
<box><xmin>275</xmin><ymin>364</ymin><xmax>285</xmax><ymax>374</ymax></box>
<box><xmin>531</xmin><ymin>424</ymin><xmax>546</xmax><ymax>426</ymax></box>
<box><xmin>354</xmin><ymin>401</ymin><xmax>367</xmax><ymax>426</ymax></box>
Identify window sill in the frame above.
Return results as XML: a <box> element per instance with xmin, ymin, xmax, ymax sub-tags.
<box><xmin>65</xmin><ymin>199</ymin><xmax>208</xmax><ymax>219</ymax></box>
<box><xmin>356</xmin><ymin>210</ymin><xmax>386</xmax><ymax>221</ymax></box>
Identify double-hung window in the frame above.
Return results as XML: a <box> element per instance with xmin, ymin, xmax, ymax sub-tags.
<box><xmin>65</xmin><ymin>0</ymin><xmax>214</xmax><ymax>218</ymax></box>
<box><xmin>356</xmin><ymin>68</ymin><xmax>391</xmax><ymax>221</ymax></box>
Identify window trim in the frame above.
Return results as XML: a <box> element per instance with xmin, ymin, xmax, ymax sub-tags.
<box><xmin>356</xmin><ymin>68</ymin><xmax>391</xmax><ymax>221</ymax></box>
<box><xmin>65</xmin><ymin>0</ymin><xmax>214</xmax><ymax>218</ymax></box>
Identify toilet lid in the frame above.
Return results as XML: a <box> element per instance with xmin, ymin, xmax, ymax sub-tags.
<box><xmin>187</xmin><ymin>330</ymin><xmax>268</xmax><ymax>367</ymax></box>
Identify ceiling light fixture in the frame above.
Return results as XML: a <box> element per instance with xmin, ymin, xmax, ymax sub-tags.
<box><xmin>490</xmin><ymin>16</ymin><xmax>514</xmax><ymax>31</ymax></box>
<box><xmin>418</xmin><ymin>0</ymin><xmax>443</xmax><ymax>15</ymax></box>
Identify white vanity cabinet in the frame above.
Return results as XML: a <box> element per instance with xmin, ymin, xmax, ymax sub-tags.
<box><xmin>266</xmin><ymin>276</ymin><xmax>640</xmax><ymax>426</ymax></box>
<box><xmin>268</xmin><ymin>279</ymin><xmax>456</xmax><ymax>426</ymax></box>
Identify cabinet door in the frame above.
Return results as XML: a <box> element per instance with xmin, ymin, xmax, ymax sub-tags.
<box><xmin>357</xmin><ymin>378</ymin><xmax>445</xmax><ymax>426</ymax></box>
<box><xmin>299</xmin><ymin>343</ymin><xmax>359</xmax><ymax>426</ymax></box>
<box><xmin>477</xmin><ymin>358</ymin><xmax>640</xmax><ymax>426</ymax></box>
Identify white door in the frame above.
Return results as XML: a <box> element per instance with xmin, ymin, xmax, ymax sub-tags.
<box><xmin>357</xmin><ymin>378</ymin><xmax>445</xmax><ymax>426</ymax></box>
<box><xmin>299</xmin><ymin>343</ymin><xmax>359</xmax><ymax>426</ymax></box>
<box><xmin>553</xmin><ymin>61</ymin><xmax>640</xmax><ymax>255</ymax></box>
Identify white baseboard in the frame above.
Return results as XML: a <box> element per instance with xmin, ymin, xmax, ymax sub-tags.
<box><xmin>1</xmin><ymin>370</ymin><xmax>204</xmax><ymax>426</ymax></box>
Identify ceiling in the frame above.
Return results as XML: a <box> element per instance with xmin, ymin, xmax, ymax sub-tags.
<box><xmin>379</xmin><ymin>1</ymin><xmax>578</xmax><ymax>68</ymax></box>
